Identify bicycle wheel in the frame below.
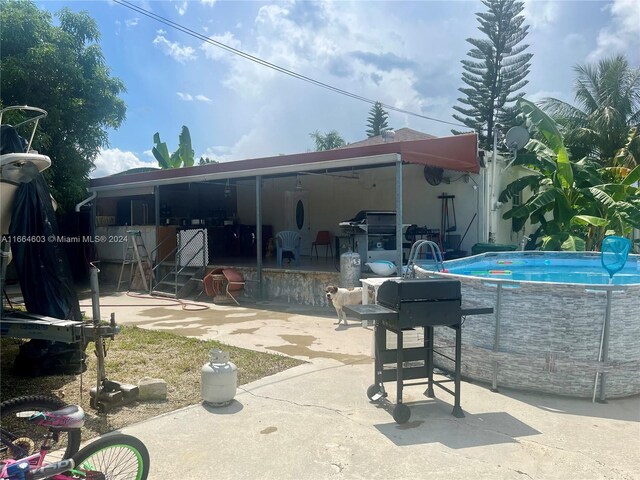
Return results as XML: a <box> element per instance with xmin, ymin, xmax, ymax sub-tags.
<box><xmin>0</xmin><ymin>395</ymin><xmax>81</xmax><ymax>463</ymax></box>
<box><xmin>70</xmin><ymin>433</ymin><xmax>150</xmax><ymax>480</ymax></box>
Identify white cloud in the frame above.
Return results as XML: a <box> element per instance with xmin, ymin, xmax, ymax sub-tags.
<box><xmin>523</xmin><ymin>1</ymin><xmax>560</xmax><ymax>30</ymax></box>
<box><xmin>197</xmin><ymin>145</ymin><xmax>232</xmax><ymax>162</ymax></box>
<box><xmin>526</xmin><ymin>90</ymin><xmax>564</xmax><ymax>104</ymax></box>
<box><xmin>153</xmin><ymin>32</ymin><xmax>196</xmax><ymax>63</ymax></box>
<box><xmin>177</xmin><ymin>92</ymin><xmax>212</xmax><ymax>103</ymax></box>
<box><xmin>201</xmin><ymin>0</ymin><xmax>216</xmax><ymax>6</ymax></box>
<box><xmin>125</xmin><ymin>18</ymin><xmax>139</xmax><ymax>28</ymax></box>
<box><xmin>187</xmin><ymin>0</ymin><xmax>476</xmax><ymax>159</ymax></box>
<box><xmin>175</xmin><ymin>1</ymin><xmax>188</xmax><ymax>16</ymax></box>
<box><xmin>589</xmin><ymin>0</ymin><xmax>640</xmax><ymax>62</ymax></box>
<box><xmin>91</xmin><ymin>149</ymin><xmax>155</xmax><ymax>178</ymax></box>
<box><xmin>201</xmin><ymin>32</ymin><xmax>243</xmax><ymax>61</ymax></box>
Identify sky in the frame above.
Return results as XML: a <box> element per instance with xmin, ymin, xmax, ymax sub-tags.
<box><xmin>37</xmin><ymin>0</ymin><xmax>640</xmax><ymax>178</ymax></box>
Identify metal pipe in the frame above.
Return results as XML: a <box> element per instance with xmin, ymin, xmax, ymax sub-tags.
<box><xmin>395</xmin><ymin>157</ymin><xmax>403</xmax><ymax>271</ymax></box>
<box><xmin>491</xmin><ymin>283</ymin><xmax>503</xmax><ymax>392</ymax></box>
<box><xmin>75</xmin><ymin>191</ymin><xmax>97</xmax><ymax>212</ymax></box>
<box><xmin>90</xmin><ymin>264</ymin><xmax>101</xmax><ymax>323</ymax></box>
<box><xmin>256</xmin><ymin>175</ymin><xmax>263</xmax><ymax>299</ymax></box>
<box><xmin>598</xmin><ymin>289</ymin><xmax>613</xmax><ymax>402</ymax></box>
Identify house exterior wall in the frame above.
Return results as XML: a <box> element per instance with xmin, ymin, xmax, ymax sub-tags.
<box><xmin>236</xmin><ymin>164</ymin><xmax>483</xmax><ymax>255</ymax></box>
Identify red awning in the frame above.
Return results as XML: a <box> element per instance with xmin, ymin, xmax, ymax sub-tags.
<box><xmin>400</xmin><ymin>133</ymin><xmax>479</xmax><ymax>173</ymax></box>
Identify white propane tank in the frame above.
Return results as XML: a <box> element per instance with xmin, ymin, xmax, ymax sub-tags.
<box><xmin>201</xmin><ymin>349</ymin><xmax>237</xmax><ymax>406</ymax></box>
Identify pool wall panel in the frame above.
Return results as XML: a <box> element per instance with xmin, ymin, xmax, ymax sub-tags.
<box><xmin>416</xmin><ymin>256</ymin><xmax>640</xmax><ymax>398</ymax></box>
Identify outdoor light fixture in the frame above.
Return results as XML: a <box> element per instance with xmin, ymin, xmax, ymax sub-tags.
<box><xmin>295</xmin><ymin>175</ymin><xmax>303</xmax><ymax>191</ymax></box>
<box><xmin>224</xmin><ymin>179</ymin><xmax>231</xmax><ymax>198</ymax></box>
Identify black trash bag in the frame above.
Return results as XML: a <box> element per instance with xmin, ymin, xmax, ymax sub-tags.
<box><xmin>8</xmin><ymin>173</ymin><xmax>82</xmax><ymax>321</ymax></box>
<box><xmin>0</xmin><ymin>124</ymin><xmax>28</xmax><ymax>154</ymax></box>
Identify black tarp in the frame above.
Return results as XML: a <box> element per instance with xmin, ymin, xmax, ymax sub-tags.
<box><xmin>8</xmin><ymin>172</ymin><xmax>82</xmax><ymax>321</ymax></box>
<box><xmin>1</xmin><ymin>124</ymin><xmax>27</xmax><ymax>154</ymax></box>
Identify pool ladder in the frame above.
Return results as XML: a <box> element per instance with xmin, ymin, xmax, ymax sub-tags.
<box><xmin>403</xmin><ymin>240</ymin><xmax>445</xmax><ymax>278</ymax></box>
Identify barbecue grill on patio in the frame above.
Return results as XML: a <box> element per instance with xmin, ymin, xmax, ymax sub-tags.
<box><xmin>344</xmin><ymin>277</ymin><xmax>493</xmax><ymax>424</ymax></box>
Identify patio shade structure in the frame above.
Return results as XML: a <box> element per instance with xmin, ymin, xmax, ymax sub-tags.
<box><xmin>90</xmin><ymin>133</ymin><xmax>479</xmax><ymax>191</ymax></box>
<box><xmin>87</xmin><ymin>133</ymin><xmax>480</xmax><ymax>296</ymax></box>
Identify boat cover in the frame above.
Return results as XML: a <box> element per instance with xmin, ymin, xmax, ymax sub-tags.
<box><xmin>8</xmin><ymin>172</ymin><xmax>82</xmax><ymax>321</ymax></box>
<box><xmin>1</xmin><ymin>124</ymin><xmax>27</xmax><ymax>154</ymax></box>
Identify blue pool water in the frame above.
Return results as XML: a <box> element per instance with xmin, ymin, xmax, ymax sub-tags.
<box><xmin>442</xmin><ymin>252</ymin><xmax>640</xmax><ymax>285</ymax></box>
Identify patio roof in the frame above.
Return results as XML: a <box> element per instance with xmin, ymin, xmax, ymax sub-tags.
<box><xmin>89</xmin><ymin>133</ymin><xmax>479</xmax><ymax>192</ymax></box>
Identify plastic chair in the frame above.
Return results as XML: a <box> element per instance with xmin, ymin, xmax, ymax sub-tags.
<box><xmin>275</xmin><ymin>231</ymin><xmax>302</xmax><ymax>267</ymax></box>
<box><xmin>222</xmin><ymin>268</ymin><xmax>246</xmax><ymax>305</ymax></box>
<box><xmin>203</xmin><ymin>268</ymin><xmax>225</xmax><ymax>298</ymax></box>
<box><xmin>312</xmin><ymin>230</ymin><xmax>332</xmax><ymax>259</ymax></box>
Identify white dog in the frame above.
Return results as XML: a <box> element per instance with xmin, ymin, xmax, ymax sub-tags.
<box><xmin>325</xmin><ymin>285</ymin><xmax>362</xmax><ymax>325</ymax></box>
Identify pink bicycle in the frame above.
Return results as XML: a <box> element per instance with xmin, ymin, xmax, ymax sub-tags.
<box><xmin>1</xmin><ymin>396</ymin><xmax>149</xmax><ymax>479</ymax></box>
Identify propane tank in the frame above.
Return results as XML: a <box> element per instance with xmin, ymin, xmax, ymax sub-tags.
<box><xmin>201</xmin><ymin>349</ymin><xmax>237</xmax><ymax>406</ymax></box>
<box><xmin>340</xmin><ymin>249</ymin><xmax>361</xmax><ymax>288</ymax></box>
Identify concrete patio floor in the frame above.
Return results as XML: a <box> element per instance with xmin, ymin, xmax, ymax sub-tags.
<box><xmin>83</xmin><ymin>290</ymin><xmax>640</xmax><ymax>480</ymax></box>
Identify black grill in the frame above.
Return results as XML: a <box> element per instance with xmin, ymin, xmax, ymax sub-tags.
<box><xmin>343</xmin><ymin>278</ymin><xmax>492</xmax><ymax>425</ymax></box>
<box><xmin>376</xmin><ymin>278</ymin><xmax>461</xmax><ymax>329</ymax></box>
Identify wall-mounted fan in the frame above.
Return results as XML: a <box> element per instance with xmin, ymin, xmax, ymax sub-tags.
<box><xmin>423</xmin><ymin>166</ymin><xmax>444</xmax><ymax>186</ymax></box>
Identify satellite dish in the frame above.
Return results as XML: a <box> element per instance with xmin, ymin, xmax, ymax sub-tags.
<box><xmin>423</xmin><ymin>166</ymin><xmax>444</xmax><ymax>186</ymax></box>
<box><xmin>504</xmin><ymin>126</ymin><xmax>530</xmax><ymax>151</ymax></box>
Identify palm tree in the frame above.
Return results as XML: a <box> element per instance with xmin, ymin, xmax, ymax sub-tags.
<box><xmin>152</xmin><ymin>126</ymin><xmax>195</xmax><ymax>169</ymax></box>
<box><xmin>309</xmin><ymin>130</ymin><xmax>346</xmax><ymax>151</ymax></box>
<box><xmin>500</xmin><ymin>98</ymin><xmax>640</xmax><ymax>251</ymax></box>
<box><xmin>540</xmin><ymin>55</ymin><xmax>640</xmax><ymax>167</ymax></box>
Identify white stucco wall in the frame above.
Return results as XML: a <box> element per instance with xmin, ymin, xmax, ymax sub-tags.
<box><xmin>236</xmin><ymin>164</ymin><xmax>483</xmax><ymax>255</ymax></box>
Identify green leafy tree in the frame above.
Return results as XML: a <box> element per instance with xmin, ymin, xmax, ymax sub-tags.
<box><xmin>541</xmin><ymin>55</ymin><xmax>640</xmax><ymax>167</ymax></box>
<box><xmin>366</xmin><ymin>102</ymin><xmax>391</xmax><ymax>137</ymax></box>
<box><xmin>152</xmin><ymin>126</ymin><xmax>195</xmax><ymax>169</ymax></box>
<box><xmin>0</xmin><ymin>0</ymin><xmax>126</xmax><ymax>212</ymax></box>
<box><xmin>452</xmin><ymin>0</ymin><xmax>532</xmax><ymax>149</ymax></box>
<box><xmin>499</xmin><ymin>98</ymin><xmax>640</xmax><ymax>251</ymax></box>
<box><xmin>309</xmin><ymin>130</ymin><xmax>346</xmax><ymax>151</ymax></box>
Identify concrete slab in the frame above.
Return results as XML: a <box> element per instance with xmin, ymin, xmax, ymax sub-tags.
<box><xmin>89</xmin><ymin>292</ymin><xmax>640</xmax><ymax>479</ymax></box>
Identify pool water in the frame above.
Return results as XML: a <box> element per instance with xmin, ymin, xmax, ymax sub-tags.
<box><xmin>443</xmin><ymin>252</ymin><xmax>640</xmax><ymax>285</ymax></box>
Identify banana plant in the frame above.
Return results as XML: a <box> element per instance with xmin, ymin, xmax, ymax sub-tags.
<box><xmin>499</xmin><ymin>98</ymin><xmax>640</xmax><ymax>251</ymax></box>
<box><xmin>152</xmin><ymin>126</ymin><xmax>195</xmax><ymax>169</ymax></box>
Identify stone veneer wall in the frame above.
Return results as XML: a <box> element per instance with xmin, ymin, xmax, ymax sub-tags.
<box><xmin>236</xmin><ymin>267</ymin><xmax>340</xmax><ymax>307</ymax></box>
<box><xmin>415</xmin><ymin>269</ymin><xmax>640</xmax><ymax>398</ymax></box>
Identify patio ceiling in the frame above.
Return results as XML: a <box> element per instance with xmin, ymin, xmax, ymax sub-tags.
<box><xmin>89</xmin><ymin>133</ymin><xmax>479</xmax><ymax>193</ymax></box>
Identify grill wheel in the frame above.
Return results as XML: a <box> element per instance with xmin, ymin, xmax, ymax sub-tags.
<box><xmin>393</xmin><ymin>404</ymin><xmax>411</xmax><ymax>424</ymax></box>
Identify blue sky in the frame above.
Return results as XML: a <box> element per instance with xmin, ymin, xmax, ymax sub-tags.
<box><xmin>38</xmin><ymin>0</ymin><xmax>640</xmax><ymax>178</ymax></box>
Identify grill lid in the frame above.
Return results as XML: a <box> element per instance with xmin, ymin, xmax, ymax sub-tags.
<box><xmin>377</xmin><ymin>278</ymin><xmax>461</xmax><ymax>309</ymax></box>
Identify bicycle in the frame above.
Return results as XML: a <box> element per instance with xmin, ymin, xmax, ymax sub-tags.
<box><xmin>0</xmin><ymin>396</ymin><xmax>81</xmax><ymax>465</ymax></box>
<box><xmin>1</xmin><ymin>399</ymin><xmax>149</xmax><ymax>480</ymax></box>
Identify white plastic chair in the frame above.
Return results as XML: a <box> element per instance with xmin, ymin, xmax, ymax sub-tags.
<box><xmin>275</xmin><ymin>231</ymin><xmax>302</xmax><ymax>267</ymax></box>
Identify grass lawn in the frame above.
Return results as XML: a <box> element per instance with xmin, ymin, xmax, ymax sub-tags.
<box><xmin>1</xmin><ymin>326</ymin><xmax>304</xmax><ymax>440</ymax></box>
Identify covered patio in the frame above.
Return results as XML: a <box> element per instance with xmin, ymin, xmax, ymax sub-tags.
<box><xmin>86</xmin><ymin>132</ymin><xmax>482</xmax><ymax>303</ymax></box>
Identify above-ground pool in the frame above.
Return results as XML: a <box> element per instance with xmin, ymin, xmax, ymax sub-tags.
<box><xmin>444</xmin><ymin>252</ymin><xmax>640</xmax><ymax>285</ymax></box>
<box><xmin>415</xmin><ymin>251</ymin><xmax>640</xmax><ymax>399</ymax></box>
